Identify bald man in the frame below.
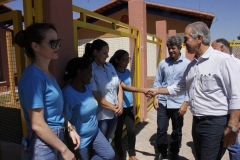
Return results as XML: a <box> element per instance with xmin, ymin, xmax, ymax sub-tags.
<box><xmin>212</xmin><ymin>38</ymin><xmax>240</xmax><ymax>160</ymax></box>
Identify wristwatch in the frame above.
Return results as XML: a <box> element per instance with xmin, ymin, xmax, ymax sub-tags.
<box><xmin>226</xmin><ymin>125</ymin><xmax>238</xmax><ymax>133</ymax></box>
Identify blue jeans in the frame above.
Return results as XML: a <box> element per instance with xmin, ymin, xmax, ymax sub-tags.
<box><xmin>228</xmin><ymin>134</ymin><xmax>240</xmax><ymax>160</ymax></box>
<box><xmin>156</xmin><ymin>104</ymin><xmax>183</xmax><ymax>155</ymax></box>
<box><xmin>21</xmin><ymin>127</ymin><xmax>65</xmax><ymax>160</ymax></box>
<box><xmin>98</xmin><ymin>116</ymin><xmax>118</xmax><ymax>143</ymax></box>
<box><xmin>192</xmin><ymin>116</ymin><xmax>227</xmax><ymax>160</ymax></box>
<box><xmin>79</xmin><ymin>130</ymin><xmax>115</xmax><ymax>160</ymax></box>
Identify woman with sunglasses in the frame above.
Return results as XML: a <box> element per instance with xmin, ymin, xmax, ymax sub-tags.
<box><xmin>83</xmin><ymin>39</ymin><xmax>123</xmax><ymax>144</ymax></box>
<box><xmin>109</xmin><ymin>49</ymin><xmax>149</xmax><ymax>160</ymax></box>
<box><xmin>15</xmin><ymin>23</ymin><xmax>80</xmax><ymax>160</ymax></box>
<box><xmin>62</xmin><ymin>57</ymin><xmax>115</xmax><ymax>160</ymax></box>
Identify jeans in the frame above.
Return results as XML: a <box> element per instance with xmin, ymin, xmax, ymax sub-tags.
<box><xmin>192</xmin><ymin>116</ymin><xmax>227</xmax><ymax>160</ymax></box>
<box><xmin>79</xmin><ymin>129</ymin><xmax>115</xmax><ymax>160</ymax></box>
<box><xmin>21</xmin><ymin>127</ymin><xmax>65</xmax><ymax>160</ymax></box>
<box><xmin>156</xmin><ymin>103</ymin><xmax>183</xmax><ymax>155</ymax></box>
<box><xmin>228</xmin><ymin>134</ymin><xmax>240</xmax><ymax>160</ymax></box>
<box><xmin>98</xmin><ymin>116</ymin><xmax>118</xmax><ymax>143</ymax></box>
<box><xmin>114</xmin><ymin>107</ymin><xmax>136</xmax><ymax>157</ymax></box>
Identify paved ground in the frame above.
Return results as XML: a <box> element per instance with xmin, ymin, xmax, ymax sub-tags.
<box><xmin>117</xmin><ymin>107</ymin><xmax>239</xmax><ymax>160</ymax></box>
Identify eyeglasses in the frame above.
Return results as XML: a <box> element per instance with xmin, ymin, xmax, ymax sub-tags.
<box><xmin>47</xmin><ymin>39</ymin><xmax>61</xmax><ymax>49</ymax></box>
<box><xmin>121</xmin><ymin>57</ymin><xmax>131</xmax><ymax>62</ymax></box>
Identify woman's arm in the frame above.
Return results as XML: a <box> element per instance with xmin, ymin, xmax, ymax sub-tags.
<box><xmin>115</xmin><ymin>84</ymin><xmax>123</xmax><ymax>115</ymax></box>
<box><xmin>120</xmin><ymin>82</ymin><xmax>148</xmax><ymax>93</ymax></box>
<box><xmin>92</xmin><ymin>91</ymin><xmax>117</xmax><ymax>112</ymax></box>
<box><xmin>28</xmin><ymin>108</ymin><xmax>75</xmax><ymax>160</ymax></box>
<box><xmin>63</xmin><ymin>114</ymin><xmax>80</xmax><ymax>150</ymax></box>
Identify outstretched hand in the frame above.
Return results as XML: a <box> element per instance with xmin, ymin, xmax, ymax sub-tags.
<box><xmin>144</xmin><ymin>88</ymin><xmax>158</xmax><ymax>98</ymax></box>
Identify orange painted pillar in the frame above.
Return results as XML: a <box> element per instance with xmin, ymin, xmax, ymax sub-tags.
<box><xmin>168</xmin><ymin>30</ymin><xmax>176</xmax><ymax>37</ymax></box>
<box><xmin>128</xmin><ymin>0</ymin><xmax>147</xmax><ymax>121</ymax></box>
<box><xmin>156</xmin><ymin>21</ymin><xmax>167</xmax><ymax>60</ymax></box>
<box><xmin>42</xmin><ymin>0</ymin><xmax>75</xmax><ymax>88</ymax></box>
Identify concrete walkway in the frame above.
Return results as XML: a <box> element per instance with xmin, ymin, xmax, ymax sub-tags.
<box><xmin>118</xmin><ymin>107</ymin><xmax>237</xmax><ymax>160</ymax></box>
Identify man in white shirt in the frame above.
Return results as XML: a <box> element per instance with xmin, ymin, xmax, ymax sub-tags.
<box><xmin>212</xmin><ymin>38</ymin><xmax>240</xmax><ymax>160</ymax></box>
<box><xmin>149</xmin><ymin>22</ymin><xmax>240</xmax><ymax>160</ymax></box>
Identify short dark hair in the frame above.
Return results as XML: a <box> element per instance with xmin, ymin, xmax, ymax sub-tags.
<box><xmin>63</xmin><ymin>57</ymin><xmax>93</xmax><ymax>81</ymax></box>
<box><xmin>14</xmin><ymin>23</ymin><xmax>57</xmax><ymax>60</ymax></box>
<box><xmin>109</xmin><ymin>49</ymin><xmax>129</xmax><ymax>68</ymax></box>
<box><xmin>167</xmin><ymin>36</ymin><xmax>182</xmax><ymax>49</ymax></box>
<box><xmin>215</xmin><ymin>38</ymin><xmax>231</xmax><ymax>51</ymax></box>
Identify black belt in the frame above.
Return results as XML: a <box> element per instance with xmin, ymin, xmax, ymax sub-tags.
<box><xmin>194</xmin><ymin>115</ymin><xmax>227</xmax><ymax>120</ymax></box>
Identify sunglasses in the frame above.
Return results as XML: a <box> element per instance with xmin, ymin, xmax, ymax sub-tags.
<box><xmin>47</xmin><ymin>39</ymin><xmax>61</xmax><ymax>49</ymax></box>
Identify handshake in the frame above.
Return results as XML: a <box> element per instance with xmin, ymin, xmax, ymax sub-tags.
<box><xmin>143</xmin><ymin>88</ymin><xmax>159</xmax><ymax>98</ymax></box>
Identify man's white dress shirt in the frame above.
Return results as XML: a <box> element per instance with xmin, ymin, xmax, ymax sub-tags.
<box><xmin>167</xmin><ymin>46</ymin><xmax>240</xmax><ymax>116</ymax></box>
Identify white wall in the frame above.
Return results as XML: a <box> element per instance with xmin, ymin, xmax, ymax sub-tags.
<box><xmin>78</xmin><ymin>37</ymin><xmax>131</xmax><ymax>69</ymax></box>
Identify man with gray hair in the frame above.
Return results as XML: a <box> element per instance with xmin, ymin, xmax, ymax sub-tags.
<box><xmin>153</xmin><ymin>36</ymin><xmax>190</xmax><ymax>160</ymax></box>
<box><xmin>212</xmin><ymin>38</ymin><xmax>240</xmax><ymax>160</ymax></box>
<box><xmin>149</xmin><ymin>22</ymin><xmax>240</xmax><ymax>159</ymax></box>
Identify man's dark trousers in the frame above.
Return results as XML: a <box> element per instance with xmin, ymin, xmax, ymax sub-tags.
<box><xmin>192</xmin><ymin>115</ymin><xmax>228</xmax><ymax>160</ymax></box>
<box><xmin>156</xmin><ymin>103</ymin><xmax>183</xmax><ymax>156</ymax></box>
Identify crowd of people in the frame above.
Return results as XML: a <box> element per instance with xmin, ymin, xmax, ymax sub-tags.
<box><xmin>16</xmin><ymin>21</ymin><xmax>240</xmax><ymax>160</ymax></box>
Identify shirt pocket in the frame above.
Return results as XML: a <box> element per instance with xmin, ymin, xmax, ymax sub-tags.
<box><xmin>200</xmin><ymin>75</ymin><xmax>214</xmax><ymax>92</ymax></box>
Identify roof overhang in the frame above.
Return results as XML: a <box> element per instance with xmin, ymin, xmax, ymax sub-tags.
<box><xmin>91</xmin><ymin>0</ymin><xmax>215</xmax><ymax>28</ymax></box>
<box><xmin>0</xmin><ymin>4</ymin><xmax>14</xmax><ymax>28</ymax></box>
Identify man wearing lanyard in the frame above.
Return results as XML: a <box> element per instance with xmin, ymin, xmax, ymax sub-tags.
<box><xmin>149</xmin><ymin>22</ymin><xmax>240</xmax><ymax>160</ymax></box>
<box><xmin>211</xmin><ymin>38</ymin><xmax>240</xmax><ymax>160</ymax></box>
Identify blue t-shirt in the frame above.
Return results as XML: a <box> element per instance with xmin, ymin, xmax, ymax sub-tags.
<box><xmin>116</xmin><ymin>69</ymin><xmax>133</xmax><ymax>108</ymax></box>
<box><xmin>62</xmin><ymin>84</ymin><xmax>98</xmax><ymax>149</ymax></box>
<box><xmin>18</xmin><ymin>64</ymin><xmax>64</xmax><ymax>130</ymax></box>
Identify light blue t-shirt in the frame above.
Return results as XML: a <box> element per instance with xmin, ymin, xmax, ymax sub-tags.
<box><xmin>116</xmin><ymin>69</ymin><xmax>133</xmax><ymax>108</ymax></box>
<box><xmin>18</xmin><ymin>64</ymin><xmax>64</xmax><ymax>130</ymax></box>
<box><xmin>62</xmin><ymin>84</ymin><xmax>98</xmax><ymax>149</ymax></box>
<box><xmin>90</xmin><ymin>62</ymin><xmax>120</xmax><ymax>120</ymax></box>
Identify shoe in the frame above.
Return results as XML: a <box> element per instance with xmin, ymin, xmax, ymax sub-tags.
<box><xmin>155</xmin><ymin>153</ymin><xmax>167</xmax><ymax>160</ymax></box>
<box><xmin>129</xmin><ymin>156</ymin><xmax>138</xmax><ymax>160</ymax></box>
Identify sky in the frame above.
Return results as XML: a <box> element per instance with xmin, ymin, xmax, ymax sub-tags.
<box><xmin>5</xmin><ymin>0</ymin><xmax>240</xmax><ymax>41</ymax></box>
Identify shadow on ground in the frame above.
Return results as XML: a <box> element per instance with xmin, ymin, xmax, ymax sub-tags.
<box><xmin>135</xmin><ymin>121</ymin><xmax>149</xmax><ymax>136</ymax></box>
<box><xmin>186</xmin><ymin>141</ymin><xmax>196</xmax><ymax>159</ymax></box>
<box><xmin>113</xmin><ymin>121</ymin><xmax>149</xmax><ymax>159</ymax></box>
<box><xmin>149</xmin><ymin>133</ymin><xmax>192</xmax><ymax>160</ymax></box>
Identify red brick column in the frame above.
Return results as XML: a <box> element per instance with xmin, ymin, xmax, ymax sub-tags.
<box><xmin>168</xmin><ymin>30</ymin><xmax>176</xmax><ymax>37</ymax></box>
<box><xmin>42</xmin><ymin>0</ymin><xmax>75</xmax><ymax>88</ymax></box>
<box><xmin>128</xmin><ymin>0</ymin><xmax>147</xmax><ymax>121</ymax></box>
<box><xmin>156</xmin><ymin>21</ymin><xmax>167</xmax><ymax>60</ymax></box>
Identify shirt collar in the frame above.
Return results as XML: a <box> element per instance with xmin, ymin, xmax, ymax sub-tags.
<box><xmin>169</xmin><ymin>53</ymin><xmax>183</xmax><ymax>62</ymax></box>
<box><xmin>92</xmin><ymin>61</ymin><xmax>109</xmax><ymax>70</ymax></box>
<box><xmin>178</xmin><ymin>53</ymin><xmax>184</xmax><ymax>62</ymax></box>
<box><xmin>194</xmin><ymin>46</ymin><xmax>213</xmax><ymax>61</ymax></box>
